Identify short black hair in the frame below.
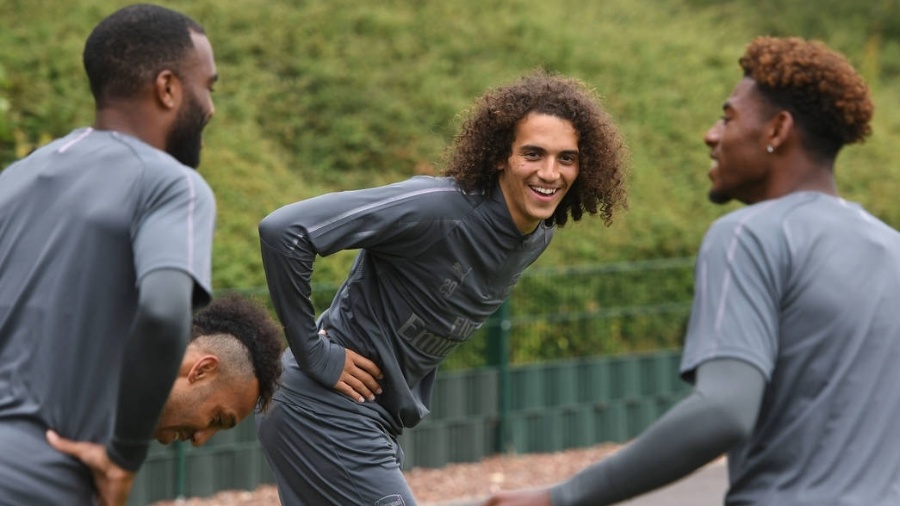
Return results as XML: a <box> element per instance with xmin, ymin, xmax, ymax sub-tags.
<box><xmin>191</xmin><ymin>293</ymin><xmax>284</xmax><ymax>411</ymax></box>
<box><xmin>83</xmin><ymin>3</ymin><xmax>205</xmax><ymax>106</ymax></box>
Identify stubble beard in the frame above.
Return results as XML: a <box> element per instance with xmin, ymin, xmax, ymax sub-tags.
<box><xmin>166</xmin><ymin>93</ymin><xmax>208</xmax><ymax>169</ymax></box>
<box><xmin>707</xmin><ymin>189</ymin><xmax>733</xmax><ymax>205</ymax></box>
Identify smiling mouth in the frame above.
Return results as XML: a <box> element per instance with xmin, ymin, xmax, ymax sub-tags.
<box><xmin>530</xmin><ymin>186</ymin><xmax>558</xmax><ymax>196</ymax></box>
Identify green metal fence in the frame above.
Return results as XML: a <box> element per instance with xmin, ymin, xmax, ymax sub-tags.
<box><xmin>446</xmin><ymin>257</ymin><xmax>696</xmax><ymax>370</ymax></box>
<box><xmin>129</xmin><ymin>258</ymin><xmax>697</xmax><ymax>505</ymax></box>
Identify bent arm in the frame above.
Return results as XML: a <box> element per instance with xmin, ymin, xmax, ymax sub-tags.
<box><xmin>549</xmin><ymin>358</ymin><xmax>765</xmax><ymax>505</ymax></box>
<box><xmin>257</xmin><ymin>179</ymin><xmax>465</xmax><ymax>389</ymax></box>
<box><xmin>258</xmin><ymin>212</ymin><xmax>347</xmax><ymax>387</ymax></box>
<box><xmin>106</xmin><ymin>269</ymin><xmax>194</xmax><ymax>471</ymax></box>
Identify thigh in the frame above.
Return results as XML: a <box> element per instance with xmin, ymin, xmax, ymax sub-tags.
<box><xmin>257</xmin><ymin>396</ymin><xmax>416</xmax><ymax>506</ymax></box>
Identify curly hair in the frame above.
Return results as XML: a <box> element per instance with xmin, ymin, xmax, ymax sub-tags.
<box><xmin>83</xmin><ymin>4</ymin><xmax>205</xmax><ymax>107</ymax></box>
<box><xmin>191</xmin><ymin>293</ymin><xmax>284</xmax><ymax>412</ymax></box>
<box><xmin>443</xmin><ymin>71</ymin><xmax>628</xmax><ymax>227</ymax></box>
<box><xmin>739</xmin><ymin>36</ymin><xmax>873</xmax><ymax>159</ymax></box>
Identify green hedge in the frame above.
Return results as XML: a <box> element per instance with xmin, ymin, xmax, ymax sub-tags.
<box><xmin>3</xmin><ymin>0</ymin><xmax>899</xmax><ymax>358</ymax></box>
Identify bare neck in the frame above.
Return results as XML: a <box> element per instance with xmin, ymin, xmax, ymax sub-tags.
<box><xmin>768</xmin><ymin>149</ymin><xmax>838</xmax><ymax>200</ymax></box>
<box><xmin>93</xmin><ymin>101</ymin><xmax>167</xmax><ymax>152</ymax></box>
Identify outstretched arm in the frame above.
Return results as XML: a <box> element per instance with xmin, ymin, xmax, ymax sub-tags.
<box><xmin>483</xmin><ymin>358</ymin><xmax>766</xmax><ymax>506</ymax></box>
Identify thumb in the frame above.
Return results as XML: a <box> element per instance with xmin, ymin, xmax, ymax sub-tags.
<box><xmin>46</xmin><ymin>429</ymin><xmax>79</xmax><ymax>456</ymax></box>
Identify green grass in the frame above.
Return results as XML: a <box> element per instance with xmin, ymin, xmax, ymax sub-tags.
<box><xmin>2</xmin><ymin>0</ymin><xmax>899</xmax><ymax>357</ymax></box>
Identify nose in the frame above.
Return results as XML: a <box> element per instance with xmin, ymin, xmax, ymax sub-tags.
<box><xmin>704</xmin><ymin>121</ymin><xmax>721</xmax><ymax>148</ymax></box>
<box><xmin>537</xmin><ymin>158</ymin><xmax>561</xmax><ymax>181</ymax></box>
<box><xmin>190</xmin><ymin>428</ymin><xmax>218</xmax><ymax>447</ymax></box>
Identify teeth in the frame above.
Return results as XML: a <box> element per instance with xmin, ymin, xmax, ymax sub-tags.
<box><xmin>531</xmin><ymin>186</ymin><xmax>556</xmax><ymax>195</ymax></box>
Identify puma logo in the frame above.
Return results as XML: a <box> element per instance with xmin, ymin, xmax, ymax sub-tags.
<box><xmin>375</xmin><ymin>494</ymin><xmax>406</xmax><ymax>506</ymax></box>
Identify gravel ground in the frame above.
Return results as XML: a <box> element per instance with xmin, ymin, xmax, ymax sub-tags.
<box><xmin>149</xmin><ymin>443</ymin><xmax>623</xmax><ymax>506</ymax></box>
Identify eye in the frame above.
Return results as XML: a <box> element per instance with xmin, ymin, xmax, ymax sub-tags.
<box><xmin>559</xmin><ymin>153</ymin><xmax>578</xmax><ymax>165</ymax></box>
<box><xmin>522</xmin><ymin>150</ymin><xmax>541</xmax><ymax>160</ymax></box>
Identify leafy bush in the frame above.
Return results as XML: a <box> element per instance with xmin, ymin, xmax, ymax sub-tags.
<box><xmin>3</xmin><ymin>0</ymin><xmax>899</xmax><ymax>360</ymax></box>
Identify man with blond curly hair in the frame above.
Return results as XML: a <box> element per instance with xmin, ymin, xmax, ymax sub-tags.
<box><xmin>257</xmin><ymin>70</ymin><xmax>628</xmax><ymax>505</ymax></box>
<box><xmin>486</xmin><ymin>37</ymin><xmax>899</xmax><ymax>506</ymax></box>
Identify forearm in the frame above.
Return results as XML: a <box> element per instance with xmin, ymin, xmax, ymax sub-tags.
<box><xmin>550</xmin><ymin>393</ymin><xmax>734</xmax><ymax>504</ymax></box>
<box><xmin>107</xmin><ymin>269</ymin><xmax>194</xmax><ymax>471</ymax></box>
<box><xmin>550</xmin><ymin>359</ymin><xmax>764</xmax><ymax>506</ymax></box>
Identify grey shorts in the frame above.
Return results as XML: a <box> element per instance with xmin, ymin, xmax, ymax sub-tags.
<box><xmin>256</xmin><ymin>355</ymin><xmax>415</xmax><ymax>505</ymax></box>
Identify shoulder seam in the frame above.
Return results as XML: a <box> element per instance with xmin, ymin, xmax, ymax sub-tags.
<box><xmin>306</xmin><ymin>186</ymin><xmax>461</xmax><ymax>235</ymax></box>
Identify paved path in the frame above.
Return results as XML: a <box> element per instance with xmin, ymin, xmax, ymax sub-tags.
<box><xmin>428</xmin><ymin>460</ymin><xmax>728</xmax><ymax>506</ymax></box>
<box><xmin>621</xmin><ymin>460</ymin><xmax>727</xmax><ymax>506</ymax></box>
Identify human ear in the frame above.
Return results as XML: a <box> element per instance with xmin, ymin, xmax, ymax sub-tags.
<box><xmin>766</xmin><ymin>110</ymin><xmax>794</xmax><ymax>151</ymax></box>
<box><xmin>188</xmin><ymin>355</ymin><xmax>219</xmax><ymax>383</ymax></box>
<box><xmin>154</xmin><ymin>70</ymin><xmax>182</xmax><ymax>110</ymax></box>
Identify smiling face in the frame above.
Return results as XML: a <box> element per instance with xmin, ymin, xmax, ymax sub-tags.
<box><xmin>497</xmin><ymin>113</ymin><xmax>580</xmax><ymax>234</ymax></box>
<box><xmin>704</xmin><ymin>78</ymin><xmax>776</xmax><ymax>205</ymax></box>
<box><xmin>154</xmin><ymin>352</ymin><xmax>259</xmax><ymax>447</ymax></box>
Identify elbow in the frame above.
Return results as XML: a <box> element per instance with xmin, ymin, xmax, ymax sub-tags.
<box><xmin>258</xmin><ymin>206</ymin><xmax>296</xmax><ymax>247</ymax></box>
<box><xmin>708</xmin><ymin>402</ymin><xmax>756</xmax><ymax>449</ymax></box>
<box><xmin>258</xmin><ymin>215</ymin><xmax>281</xmax><ymax>248</ymax></box>
<box><xmin>719</xmin><ymin>416</ymin><xmax>754</xmax><ymax>447</ymax></box>
<box><xmin>259</xmin><ymin>213</ymin><xmax>316</xmax><ymax>261</ymax></box>
<box><xmin>138</xmin><ymin>290</ymin><xmax>191</xmax><ymax>347</ymax></box>
<box><xmin>145</xmin><ymin>305</ymin><xmax>189</xmax><ymax>341</ymax></box>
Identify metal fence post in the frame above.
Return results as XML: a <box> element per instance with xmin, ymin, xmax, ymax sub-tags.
<box><xmin>175</xmin><ymin>440</ymin><xmax>185</xmax><ymax>500</ymax></box>
<box><xmin>486</xmin><ymin>299</ymin><xmax>511</xmax><ymax>453</ymax></box>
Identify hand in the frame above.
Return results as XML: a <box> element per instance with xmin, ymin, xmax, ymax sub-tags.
<box><xmin>46</xmin><ymin>430</ymin><xmax>136</xmax><ymax>506</ymax></box>
<box><xmin>334</xmin><ymin>347</ymin><xmax>383</xmax><ymax>402</ymax></box>
<box><xmin>482</xmin><ymin>489</ymin><xmax>553</xmax><ymax>506</ymax></box>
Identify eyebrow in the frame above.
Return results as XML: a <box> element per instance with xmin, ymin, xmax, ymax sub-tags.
<box><xmin>519</xmin><ymin>144</ymin><xmax>579</xmax><ymax>155</ymax></box>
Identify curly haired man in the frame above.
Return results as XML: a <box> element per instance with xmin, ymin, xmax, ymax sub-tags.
<box><xmin>256</xmin><ymin>70</ymin><xmax>629</xmax><ymax>505</ymax></box>
<box><xmin>486</xmin><ymin>36</ymin><xmax>899</xmax><ymax>506</ymax></box>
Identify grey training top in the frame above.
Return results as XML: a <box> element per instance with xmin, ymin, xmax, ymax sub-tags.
<box><xmin>0</xmin><ymin>128</ymin><xmax>215</xmax><ymax>502</ymax></box>
<box><xmin>259</xmin><ymin>175</ymin><xmax>552</xmax><ymax>430</ymax></box>
<box><xmin>681</xmin><ymin>192</ymin><xmax>900</xmax><ymax>505</ymax></box>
